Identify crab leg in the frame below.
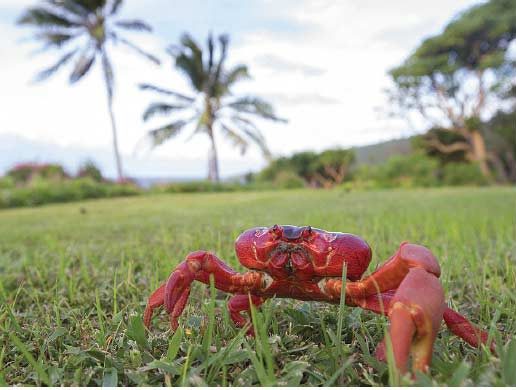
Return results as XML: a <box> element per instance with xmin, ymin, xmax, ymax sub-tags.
<box><xmin>327</xmin><ymin>268</ymin><xmax>444</xmax><ymax>373</ymax></box>
<box><xmin>443</xmin><ymin>308</ymin><xmax>494</xmax><ymax>351</ymax></box>
<box><xmin>143</xmin><ymin>283</ymin><xmax>193</xmax><ymax>330</ymax></box>
<box><xmin>143</xmin><ymin>283</ymin><xmax>165</xmax><ymax>328</ymax></box>
<box><xmin>346</xmin><ymin>243</ymin><xmax>493</xmax><ymax>349</ymax></box>
<box><xmin>144</xmin><ymin>250</ymin><xmax>264</xmax><ymax>330</ymax></box>
<box><xmin>344</xmin><ymin>242</ymin><xmax>442</xmax><ymax>298</ymax></box>
<box><xmin>228</xmin><ymin>294</ymin><xmax>266</xmax><ymax>335</ymax></box>
<box><xmin>321</xmin><ymin>242</ymin><xmax>493</xmax><ymax>354</ymax></box>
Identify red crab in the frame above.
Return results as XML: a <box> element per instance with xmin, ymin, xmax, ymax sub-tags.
<box><xmin>144</xmin><ymin>225</ymin><xmax>493</xmax><ymax>374</ymax></box>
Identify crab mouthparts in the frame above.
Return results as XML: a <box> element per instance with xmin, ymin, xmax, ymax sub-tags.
<box><xmin>270</xmin><ymin>249</ymin><xmax>311</xmax><ymax>275</ymax></box>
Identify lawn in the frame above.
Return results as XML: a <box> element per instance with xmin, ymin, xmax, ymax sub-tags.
<box><xmin>1</xmin><ymin>187</ymin><xmax>515</xmax><ymax>386</ymax></box>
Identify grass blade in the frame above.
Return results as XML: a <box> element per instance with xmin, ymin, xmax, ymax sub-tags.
<box><xmin>8</xmin><ymin>333</ymin><xmax>49</xmax><ymax>386</ymax></box>
<box><xmin>127</xmin><ymin>314</ymin><xmax>149</xmax><ymax>350</ymax></box>
<box><xmin>323</xmin><ymin>356</ymin><xmax>353</xmax><ymax>386</ymax></box>
<box><xmin>167</xmin><ymin>327</ymin><xmax>183</xmax><ymax>362</ymax></box>
<box><xmin>102</xmin><ymin>367</ymin><xmax>118</xmax><ymax>387</ymax></box>
<box><xmin>201</xmin><ymin>274</ymin><xmax>216</xmax><ymax>356</ymax></box>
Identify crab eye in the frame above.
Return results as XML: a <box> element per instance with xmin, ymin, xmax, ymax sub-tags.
<box><xmin>268</xmin><ymin>224</ymin><xmax>282</xmax><ymax>238</ymax></box>
<box><xmin>302</xmin><ymin>226</ymin><xmax>313</xmax><ymax>239</ymax></box>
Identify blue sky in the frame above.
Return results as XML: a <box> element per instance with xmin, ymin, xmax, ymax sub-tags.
<box><xmin>0</xmin><ymin>0</ymin><xmax>482</xmax><ymax>179</ymax></box>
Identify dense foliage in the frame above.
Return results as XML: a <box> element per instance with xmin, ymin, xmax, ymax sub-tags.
<box><xmin>255</xmin><ymin>147</ymin><xmax>488</xmax><ymax>190</ymax></box>
<box><xmin>77</xmin><ymin>160</ymin><xmax>105</xmax><ymax>182</ymax></box>
<box><xmin>388</xmin><ymin>0</ymin><xmax>516</xmax><ymax>182</ymax></box>
<box><xmin>7</xmin><ymin>163</ymin><xmax>69</xmax><ymax>184</ymax></box>
<box><xmin>0</xmin><ymin>178</ymin><xmax>140</xmax><ymax>209</ymax></box>
<box><xmin>0</xmin><ymin>162</ymin><xmax>139</xmax><ymax>209</ymax></box>
<box><xmin>155</xmin><ymin>180</ymin><xmax>247</xmax><ymax>194</ymax></box>
<box><xmin>258</xmin><ymin>149</ymin><xmax>355</xmax><ymax>188</ymax></box>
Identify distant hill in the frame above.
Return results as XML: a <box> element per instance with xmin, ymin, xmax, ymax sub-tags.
<box><xmin>352</xmin><ymin>137</ymin><xmax>414</xmax><ymax>166</ymax></box>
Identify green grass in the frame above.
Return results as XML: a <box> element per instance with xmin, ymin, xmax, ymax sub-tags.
<box><xmin>0</xmin><ymin>187</ymin><xmax>515</xmax><ymax>386</ymax></box>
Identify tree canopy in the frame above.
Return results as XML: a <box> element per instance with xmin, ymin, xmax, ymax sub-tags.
<box><xmin>388</xmin><ymin>0</ymin><xmax>516</xmax><ymax>180</ymax></box>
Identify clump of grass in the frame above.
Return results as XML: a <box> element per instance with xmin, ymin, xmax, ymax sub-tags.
<box><xmin>0</xmin><ymin>187</ymin><xmax>515</xmax><ymax>385</ymax></box>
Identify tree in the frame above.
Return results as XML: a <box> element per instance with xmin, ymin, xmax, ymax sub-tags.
<box><xmin>139</xmin><ymin>33</ymin><xmax>285</xmax><ymax>182</ymax></box>
<box><xmin>388</xmin><ymin>0</ymin><xmax>516</xmax><ymax>180</ymax></box>
<box><xmin>258</xmin><ymin>149</ymin><xmax>355</xmax><ymax>188</ymax></box>
<box><xmin>312</xmin><ymin>149</ymin><xmax>355</xmax><ymax>188</ymax></box>
<box><xmin>414</xmin><ymin>127</ymin><xmax>469</xmax><ymax>164</ymax></box>
<box><xmin>415</xmin><ymin>111</ymin><xmax>516</xmax><ymax>183</ymax></box>
<box><xmin>77</xmin><ymin>159</ymin><xmax>104</xmax><ymax>182</ymax></box>
<box><xmin>18</xmin><ymin>0</ymin><xmax>160</xmax><ymax>181</ymax></box>
<box><xmin>484</xmin><ymin>109</ymin><xmax>516</xmax><ymax>182</ymax></box>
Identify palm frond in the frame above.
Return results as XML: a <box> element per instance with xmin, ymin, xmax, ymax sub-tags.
<box><xmin>32</xmin><ymin>48</ymin><xmax>78</xmax><ymax>82</ymax></box>
<box><xmin>101</xmin><ymin>49</ymin><xmax>114</xmax><ymax>100</ymax></box>
<box><xmin>73</xmin><ymin>0</ymin><xmax>107</xmax><ymax>13</ymax></box>
<box><xmin>231</xmin><ymin>114</ymin><xmax>258</xmax><ymax>130</ymax></box>
<box><xmin>115</xmin><ymin>19</ymin><xmax>152</xmax><ymax>32</ymax></box>
<box><xmin>142</xmin><ymin>102</ymin><xmax>189</xmax><ymax>121</ymax></box>
<box><xmin>227</xmin><ymin>96</ymin><xmax>286</xmax><ymax>122</ymax></box>
<box><xmin>223</xmin><ymin>64</ymin><xmax>250</xmax><ymax>88</ymax></box>
<box><xmin>207</xmin><ymin>33</ymin><xmax>214</xmax><ymax>73</ymax></box>
<box><xmin>229</xmin><ymin>115</ymin><xmax>271</xmax><ymax>158</ymax></box>
<box><xmin>147</xmin><ymin>120</ymin><xmax>189</xmax><ymax>147</ymax></box>
<box><xmin>212</xmin><ymin>34</ymin><xmax>229</xmax><ymax>87</ymax></box>
<box><xmin>180</xmin><ymin>33</ymin><xmax>203</xmax><ymax>64</ymax></box>
<box><xmin>173</xmin><ymin>34</ymin><xmax>206</xmax><ymax>91</ymax></box>
<box><xmin>69</xmin><ymin>50</ymin><xmax>96</xmax><ymax>83</ymax></box>
<box><xmin>108</xmin><ymin>0</ymin><xmax>123</xmax><ymax>15</ymax></box>
<box><xmin>44</xmin><ymin>0</ymin><xmax>90</xmax><ymax>18</ymax></box>
<box><xmin>116</xmin><ymin>36</ymin><xmax>160</xmax><ymax>64</ymax></box>
<box><xmin>175</xmin><ymin>53</ymin><xmax>205</xmax><ymax>91</ymax></box>
<box><xmin>138</xmin><ymin>83</ymin><xmax>195</xmax><ymax>102</ymax></box>
<box><xmin>241</xmin><ymin>128</ymin><xmax>271</xmax><ymax>159</ymax></box>
<box><xmin>18</xmin><ymin>7</ymin><xmax>79</xmax><ymax>28</ymax></box>
<box><xmin>184</xmin><ymin>114</ymin><xmax>209</xmax><ymax>142</ymax></box>
<box><xmin>219</xmin><ymin>123</ymin><xmax>248</xmax><ymax>155</ymax></box>
<box><xmin>34</xmin><ymin>31</ymin><xmax>77</xmax><ymax>48</ymax></box>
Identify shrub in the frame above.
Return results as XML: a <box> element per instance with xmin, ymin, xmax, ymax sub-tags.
<box><xmin>77</xmin><ymin>160</ymin><xmax>104</xmax><ymax>182</ymax></box>
<box><xmin>159</xmin><ymin>181</ymin><xmax>242</xmax><ymax>193</ymax></box>
<box><xmin>0</xmin><ymin>178</ymin><xmax>140</xmax><ymax>209</ymax></box>
<box><xmin>0</xmin><ymin>176</ymin><xmax>14</xmax><ymax>190</ymax></box>
<box><xmin>272</xmin><ymin>171</ymin><xmax>305</xmax><ymax>189</ymax></box>
<box><xmin>7</xmin><ymin>162</ymin><xmax>68</xmax><ymax>184</ymax></box>
<box><xmin>257</xmin><ymin>149</ymin><xmax>355</xmax><ymax>188</ymax></box>
<box><xmin>441</xmin><ymin>162</ymin><xmax>488</xmax><ymax>186</ymax></box>
<box><xmin>355</xmin><ymin>153</ymin><xmax>440</xmax><ymax>188</ymax></box>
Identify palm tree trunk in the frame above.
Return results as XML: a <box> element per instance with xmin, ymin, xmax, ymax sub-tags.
<box><xmin>106</xmin><ymin>98</ymin><xmax>124</xmax><ymax>182</ymax></box>
<box><xmin>101</xmin><ymin>61</ymin><xmax>124</xmax><ymax>182</ymax></box>
<box><xmin>207</xmin><ymin>126</ymin><xmax>220</xmax><ymax>183</ymax></box>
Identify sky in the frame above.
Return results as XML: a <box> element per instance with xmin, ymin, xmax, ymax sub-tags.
<box><xmin>0</xmin><ymin>0</ymin><xmax>484</xmax><ymax>179</ymax></box>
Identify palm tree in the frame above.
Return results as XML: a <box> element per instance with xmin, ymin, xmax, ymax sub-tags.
<box><xmin>18</xmin><ymin>0</ymin><xmax>160</xmax><ymax>181</ymax></box>
<box><xmin>139</xmin><ymin>33</ymin><xmax>285</xmax><ymax>182</ymax></box>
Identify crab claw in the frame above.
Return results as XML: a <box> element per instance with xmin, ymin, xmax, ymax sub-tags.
<box><xmin>380</xmin><ymin>268</ymin><xmax>445</xmax><ymax>374</ymax></box>
<box><xmin>164</xmin><ymin>263</ymin><xmax>195</xmax><ymax>328</ymax></box>
<box><xmin>143</xmin><ymin>253</ymin><xmax>201</xmax><ymax>331</ymax></box>
<box><xmin>144</xmin><ymin>251</ymin><xmax>264</xmax><ymax>332</ymax></box>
